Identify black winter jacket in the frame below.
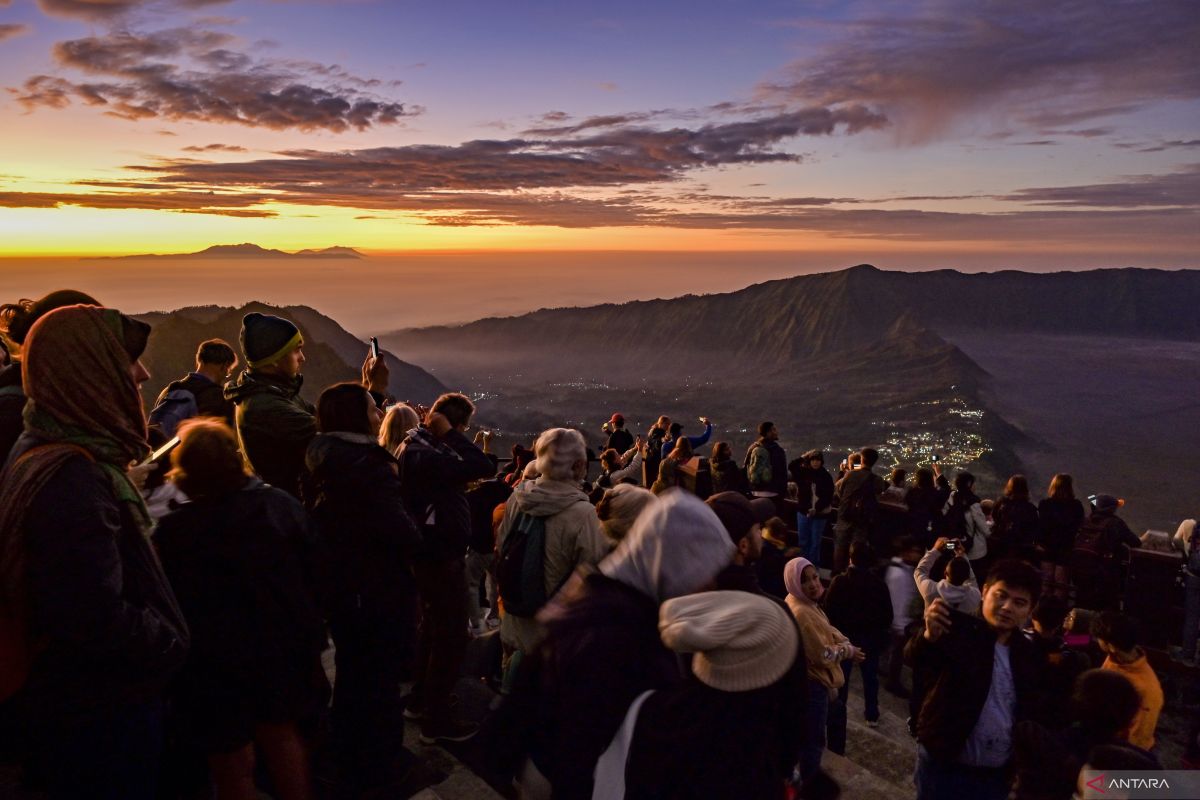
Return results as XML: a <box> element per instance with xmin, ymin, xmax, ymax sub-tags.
<box><xmin>991</xmin><ymin>498</ymin><xmax>1040</xmax><ymax>550</ymax></box>
<box><xmin>905</xmin><ymin>618</ymin><xmax>1048</xmax><ymax>763</ymax></box>
<box><xmin>466</xmin><ymin>477</ymin><xmax>513</xmax><ymax>554</ymax></box>
<box><xmin>530</xmin><ymin>573</ymin><xmax>681</xmax><ymax>800</ymax></box>
<box><xmin>824</xmin><ymin>564</ymin><xmax>894</xmax><ymax>642</ymax></box>
<box><xmin>1036</xmin><ymin>497</ymin><xmax>1085</xmax><ymax>559</ymax></box>
<box><xmin>396</xmin><ymin>427</ymin><xmax>495</xmax><ymax>562</ymax></box>
<box><xmin>604</xmin><ymin>428</ymin><xmax>634</xmax><ymax>456</ymax></box>
<box><xmin>789</xmin><ymin>460</ymin><xmax>835</xmax><ymax>516</ymax></box>
<box><xmin>225</xmin><ymin>370</ymin><xmax>316</xmax><ymax>497</ymax></box>
<box><xmin>303</xmin><ymin>433</ymin><xmax>422</xmax><ymax>609</ymax></box>
<box><xmin>14</xmin><ymin>439</ymin><xmax>189</xmax><ymax>719</ymax></box>
<box><xmin>154</xmin><ymin>479</ymin><xmax>327</xmax><ymax>723</ymax></box>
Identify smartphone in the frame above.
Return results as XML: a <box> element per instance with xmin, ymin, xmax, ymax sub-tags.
<box><xmin>140</xmin><ymin>436</ymin><xmax>181</xmax><ymax>467</ymax></box>
<box><xmin>930</xmin><ymin>454</ymin><xmax>941</xmax><ymax>463</ymax></box>
<box><xmin>946</xmin><ymin>607</ymin><xmax>988</xmax><ymax>639</ymax></box>
<box><xmin>942</xmin><ymin>540</ymin><xmax>959</xmax><ymax>553</ymax></box>
<box><xmin>369</xmin><ymin>337</ymin><xmax>380</xmax><ymax>359</ymax></box>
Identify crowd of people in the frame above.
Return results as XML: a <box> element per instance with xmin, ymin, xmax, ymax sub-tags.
<box><xmin>0</xmin><ymin>292</ymin><xmax>1197</xmax><ymax>800</ymax></box>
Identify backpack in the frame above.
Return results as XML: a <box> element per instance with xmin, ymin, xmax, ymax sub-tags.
<box><xmin>1070</xmin><ymin>515</ymin><xmax>1119</xmax><ymax>581</ymax></box>
<box><xmin>746</xmin><ymin>444</ymin><xmax>773</xmax><ymax>488</ymax></box>
<box><xmin>148</xmin><ymin>382</ymin><xmax>200</xmax><ymax>439</ymax></box>
<box><xmin>840</xmin><ymin>475</ymin><xmax>878</xmax><ymax>526</ymax></box>
<box><xmin>496</xmin><ymin>511</ymin><xmax>552</xmax><ymax>618</ymax></box>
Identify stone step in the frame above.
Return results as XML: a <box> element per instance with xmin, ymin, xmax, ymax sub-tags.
<box><xmin>839</xmin><ymin>678</ymin><xmax>919</xmax><ymax>797</ymax></box>
<box><xmin>822</xmin><ymin>751</ymin><xmax>913</xmax><ymax>800</ymax></box>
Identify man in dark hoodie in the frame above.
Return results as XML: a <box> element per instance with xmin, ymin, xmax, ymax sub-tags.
<box><xmin>396</xmin><ymin>392</ymin><xmax>496</xmax><ymax>743</ymax></box>
<box><xmin>225</xmin><ymin>312</ymin><xmax>387</xmax><ymax>497</ymax></box>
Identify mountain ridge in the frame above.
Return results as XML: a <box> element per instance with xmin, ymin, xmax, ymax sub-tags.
<box><xmin>385</xmin><ymin>265</ymin><xmax>1200</xmax><ymax>378</ymax></box>
<box><xmin>89</xmin><ymin>243</ymin><xmax>365</xmax><ymax>260</ymax></box>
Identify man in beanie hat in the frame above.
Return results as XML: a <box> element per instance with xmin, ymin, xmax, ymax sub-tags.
<box><xmin>592</xmin><ymin>591</ymin><xmax>804</xmax><ymax>799</ymax></box>
<box><xmin>706</xmin><ymin>491</ymin><xmax>774</xmax><ymax>593</ymax></box>
<box><xmin>226</xmin><ymin>311</ymin><xmax>388</xmax><ymax>497</ymax></box>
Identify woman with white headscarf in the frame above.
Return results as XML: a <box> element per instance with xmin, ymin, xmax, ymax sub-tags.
<box><xmin>784</xmin><ymin>556</ymin><xmax>864</xmax><ymax>782</ymax></box>
<box><xmin>509</xmin><ymin>490</ymin><xmax>735</xmax><ymax>800</ymax></box>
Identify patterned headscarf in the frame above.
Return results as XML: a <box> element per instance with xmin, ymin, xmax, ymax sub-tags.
<box><xmin>1</xmin><ymin>306</ymin><xmax>152</xmax><ymax>607</ymax></box>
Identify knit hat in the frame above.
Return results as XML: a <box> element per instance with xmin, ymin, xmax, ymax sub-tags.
<box><xmin>659</xmin><ymin>591</ymin><xmax>798</xmax><ymax>692</ymax></box>
<box><xmin>240</xmin><ymin>312</ymin><xmax>302</xmax><ymax>368</ymax></box>
<box><xmin>706</xmin><ymin>491</ymin><xmax>774</xmax><ymax>544</ymax></box>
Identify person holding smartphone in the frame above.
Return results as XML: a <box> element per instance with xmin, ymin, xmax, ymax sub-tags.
<box><xmin>905</xmin><ymin>558</ymin><xmax>1049</xmax><ymax>800</ymax></box>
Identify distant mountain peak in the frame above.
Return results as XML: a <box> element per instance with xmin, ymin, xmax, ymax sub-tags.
<box><xmin>89</xmin><ymin>243</ymin><xmax>365</xmax><ymax>260</ymax></box>
<box><xmin>196</xmin><ymin>243</ymin><xmax>288</xmax><ymax>257</ymax></box>
<box><xmin>294</xmin><ymin>246</ymin><xmax>365</xmax><ymax>258</ymax></box>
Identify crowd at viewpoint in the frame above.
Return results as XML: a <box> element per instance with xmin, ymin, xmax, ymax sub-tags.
<box><xmin>0</xmin><ymin>291</ymin><xmax>1197</xmax><ymax>800</ymax></box>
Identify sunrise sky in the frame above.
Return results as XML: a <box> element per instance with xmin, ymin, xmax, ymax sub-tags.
<box><xmin>0</xmin><ymin>0</ymin><xmax>1197</xmax><ymax>266</ymax></box>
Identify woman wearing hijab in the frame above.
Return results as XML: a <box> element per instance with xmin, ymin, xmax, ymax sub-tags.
<box><xmin>784</xmin><ymin>557</ymin><xmax>864</xmax><ymax>782</ymax></box>
<box><xmin>0</xmin><ymin>289</ymin><xmax>100</xmax><ymax>461</ymax></box>
<box><xmin>509</xmin><ymin>490</ymin><xmax>735</xmax><ymax>800</ymax></box>
<box><xmin>0</xmin><ymin>305</ymin><xmax>189</xmax><ymax>800</ymax></box>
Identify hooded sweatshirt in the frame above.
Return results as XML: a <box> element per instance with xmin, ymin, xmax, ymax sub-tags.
<box><xmin>498</xmin><ymin>476</ymin><xmax>609</xmax><ymax>653</ymax></box>
<box><xmin>783</xmin><ymin>557</ymin><xmax>857</xmax><ymax>690</ymax></box>
<box><xmin>1101</xmin><ymin>649</ymin><xmax>1164</xmax><ymax>751</ymax></box>
<box><xmin>914</xmin><ymin>547</ymin><xmax>982</xmax><ymax>613</ymax></box>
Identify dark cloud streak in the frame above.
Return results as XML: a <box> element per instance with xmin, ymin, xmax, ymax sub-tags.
<box><xmin>12</xmin><ymin>28</ymin><xmax>415</xmax><ymax>132</ymax></box>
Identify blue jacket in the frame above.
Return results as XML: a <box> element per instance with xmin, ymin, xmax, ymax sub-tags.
<box><xmin>659</xmin><ymin>422</ymin><xmax>713</xmax><ymax>461</ymax></box>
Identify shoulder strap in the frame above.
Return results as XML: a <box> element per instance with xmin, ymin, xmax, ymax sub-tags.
<box><xmin>592</xmin><ymin>690</ymin><xmax>656</xmax><ymax>800</ymax></box>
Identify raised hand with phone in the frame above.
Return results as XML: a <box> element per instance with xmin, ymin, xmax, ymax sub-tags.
<box><xmin>361</xmin><ymin>338</ymin><xmax>389</xmax><ymax>395</ymax></box>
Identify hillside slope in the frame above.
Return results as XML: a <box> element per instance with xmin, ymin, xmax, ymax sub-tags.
<box><xmin>136</xmin><ymin>302</ymin><xmax>447</xmax><ymax>408</ymax></box>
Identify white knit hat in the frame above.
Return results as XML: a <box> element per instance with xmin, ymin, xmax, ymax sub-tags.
<box><xmin>659</xmin><ymin>591</ymin><xmax>799</xmax><ymax>692</ymax></box>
